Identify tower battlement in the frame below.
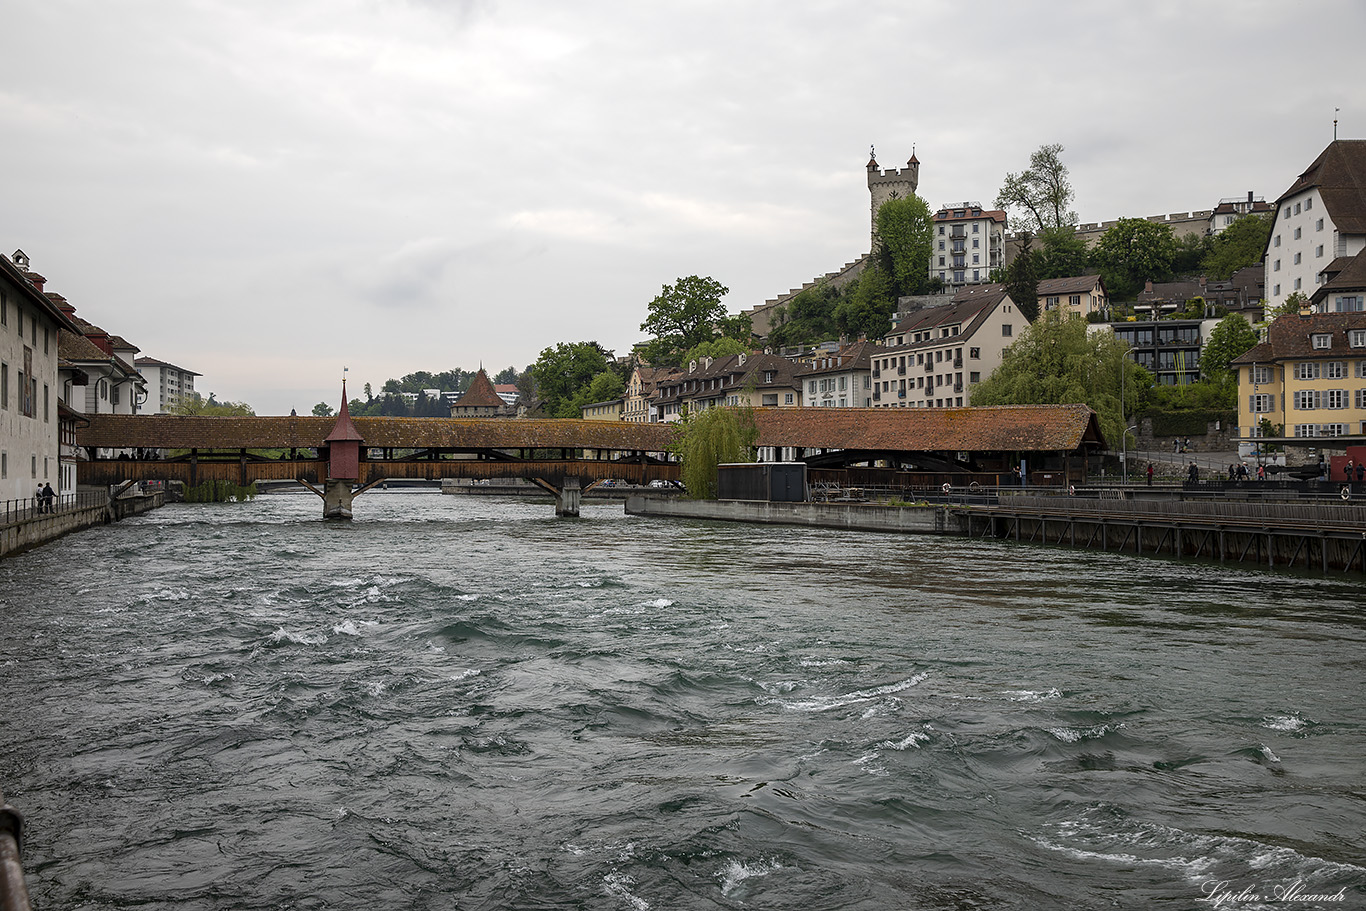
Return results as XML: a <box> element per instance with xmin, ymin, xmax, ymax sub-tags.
<box><xmin>867</xmin><ymin>150</ymin><xmax>920</xmax><ymax>246</ymax></box>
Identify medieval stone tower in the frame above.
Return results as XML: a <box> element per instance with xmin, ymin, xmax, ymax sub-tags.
<box><xmin>866</xmin><ymin>148</ymin><xmax>920</xmax><ymax>247</ymax></box>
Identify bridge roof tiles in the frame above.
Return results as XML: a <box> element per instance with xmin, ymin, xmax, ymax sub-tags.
<box><xmin>753</xmin><ymin>404</ymin><xmax>1104</xmax><ymax>452</ymax></box>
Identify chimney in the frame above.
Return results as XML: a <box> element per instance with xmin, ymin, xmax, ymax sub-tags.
<box><xmin>1247</xmin><ymin>191</ymin><xmax>1254</xmax><ymax>203</ymax></box>
<box><xmin>1145</xmin><ymin>280</ymin><xmax>1153</xmax><ymax>293</ymax></box>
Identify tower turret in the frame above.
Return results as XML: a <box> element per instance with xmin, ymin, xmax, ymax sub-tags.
<box><xmin>866</xmin><ymin>147</ymin><xmax>921</xmax><ymax>247</ymax></box>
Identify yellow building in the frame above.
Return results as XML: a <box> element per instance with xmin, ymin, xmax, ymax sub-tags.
<box><xmin>1233</xmin><ymin>309</ymin><xmax>1366</xmax><ymax>448</ymax></box>
<box><xmin>580</xmin><ymin>399</ymin><xmax>623</xmax><ymax>421</ymax></box>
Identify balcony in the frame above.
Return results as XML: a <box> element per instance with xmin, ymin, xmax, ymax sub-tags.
<box><xmin>954</xmin><ymin>383</ymin><xmax>963</xmax><ymax>393</ymax></box>
<box><xmin>953</xmin><ymin>358</ymin><xmax>963</xmax><ymax>369</ymax></box>
<box><xmin>897</xmin><ymin>365</ymin><xmax>906</xmax><ymax>376</ymax></box>
<box><xmin>872</xmin><ymin>389</ymin><xmax>881</xmax><ymax>402</ymax></box>
<box><xmin>897</xmin><ymin>389</ymin><xmax>906</xmax><ymax>398</ymax></box>
<box><xmin>872</xmin><ymin>367</ymin><xmax>881</xmax><ymax>379</ymax></box>
<box><xmin>924</xmin><ymin>361</ymin><xmax>934</xmax><ymax>373</ymax></box>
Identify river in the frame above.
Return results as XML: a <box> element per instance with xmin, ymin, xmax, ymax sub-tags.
<box><xmin>1</xmin><ymin>492</ymin><xmax>1363</xmax><ymax>909</ymax></box>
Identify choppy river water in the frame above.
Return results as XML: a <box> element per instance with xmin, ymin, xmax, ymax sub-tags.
<box><xmin>1</xmin><ymin>493</ymin><xmax>1364</xmax><ymax>910</ymax></box>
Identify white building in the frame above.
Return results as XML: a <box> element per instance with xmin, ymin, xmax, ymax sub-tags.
<box><xmin>135</xmin><ymin>357</ymin><xmax>200</xmax><ymax>413</ymax></box>
<box><xmin>1264</xmin><ymin>140</ymin><xmax>1366</xmax><ymax>311</ymax></box>
<box><xmin>874</xmin><ymin>285</ymin><xmax>1025</xmax><ymax>408</ymax></box>
<box><xmin>1</xmin><ymin>250</ymin><xmax>80</xmax><ymax>502</ymax></box>
<box><xmin>931</xmin><ymin>202</ymin><xmax>1007</xmax><ymax>292</ymax></box>
<box><xmin>798</xmin><ymin>341</ymin><xmax>876</xmax><ymax>408</ymax></box>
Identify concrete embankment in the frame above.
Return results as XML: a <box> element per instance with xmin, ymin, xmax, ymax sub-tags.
<box><xmin>0</xmin><ymin>492</ymin><xmax>164</xmax><ymax>558</ymax></box>
<box><xmin>624</xmin><ymin>495</ymin><xmax>942</xmax><ymax>533</ymax></box>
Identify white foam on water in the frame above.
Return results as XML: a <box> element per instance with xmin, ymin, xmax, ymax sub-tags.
<box><xmin>771</xmin><ymin>672</ymin><xmax>928</xmax><ymax>713</ymax></box>
<box><xmin>1046</xmin><ymin>722</ymin><xmax>1123</xmax><ymax>743</ymax></box>
<box><xmin>800</xmin><ymin>656</ymin><xmax>850</xmax><ymax>668</ymax></box>
<box><xmin>883</xmin><ymin>730</ymin><xmax>931</xmax><ymax>750</ymax></box>
<box><xmin>139</xmin><ymin>588</ymin><xmax>190</xmax><ymax>603</ymax></box>
<box><xmin>1260</xmin><ymin>713</ymin><xmax>1308</xmax><ymax>733</ymax></box>
<box><xmin>602</xmin><ymin>871</ymin><xmax>649</xmax><ymax>910</ymax></box>
<box><xmin>1032</xmin><ymin>838</ymin><xmax>1215</xmax><ymax>876</ymax></box>
<box><xmin>456</xmin><ymin>594</ymin><xmax>478</xmax><ymax>602</ymax></box>
<box><xmin>643</xmin><ymin>598</ymin><xmax>674</xmax><ymax>608</ymax></box>
<box><xmin>718</xmin><ymin>858</ymin><xmax>782</xmax><ymax>897</ymax></box>
<box><xmin>451</xmin><ymin>669</ymin><xmax>481</xmax><ymax>681</ymax></box>
<box><xmin>1005</xmin><ymin>688</ymin><xmax>1062</xmax><ymax>702</ymax></box>
<box><xmin>267</xmin><ymin>627</ymin><xmax>327</xmax><ymax>646</ymax></box>
<box><xmin>756</xmin><ymin>679</ymin><xmax>800</xmax><ymax>695</ymax></box>
<box><xmin>362</xmin><ymin>681</ymin><xmax>386</xmax><ymax>697</ymax></box>
<box><xmin>331</xmin><ymin>619</ymin><xmax>377</xmax><ymax>637</ymax></box>
<box><xmin>1258</xmin><ymin>744</ymin><xmax>1281</xmax><ymax>763</ymax></box>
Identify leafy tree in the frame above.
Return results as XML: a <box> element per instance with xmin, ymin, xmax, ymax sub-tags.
<box><xmin>716</xmin><ymin>312</ymin><xmax>753</xmax><ymax>344</ymax></box>
<box><xmin>682</xmin><ymin>337</ymin><xmax>750</xmax><ymax>364</ymax></box>
<box><xmin>1267</xmin><ymin>291</ymin><xmax>1309</xmax><ymax>319</ymax></box>
<box><xmin>768</xmin><ymin>282</ymin><xmax>844</xmax><ymax>348</ymax></box>
<box><xmin>994</xmin><ymin>143</ymin><xmax>1078</xmax><ymax>234</ymax></box>
<box><xmin>312</xmin><ymin>402</ymin><xmax>335</xmax><ymax>417</ymax></box>
<box><xmin>170</xmin><ymin>392</ymin><xmax>255</xmax><ymax>416</ymax></box>
<box><xmin>1090</xmin><ymin>217</ymin><xmax>1178</xmax><ymax>300</ymax></box>
<box><xmin>363</xmin><ymin>382</ymin><xmax>373</xmax><ymax>402</ymax></box>
<box><xmin>675</xmin><ymin>405</ymin><xmax>758</xmax><ymax>499</ymax></box>
<box><xmin>874</xmin><ymin>194</ymin><xmax>935</xmax><ymax>295</ymax></box>
<box><xmin>571</xmin><ymin>370</ymin><xmax>627</xmax><ymax>414</ymax></box>
<box><xmin>1003</xmin><ymin>231</ymin><xmax>1040</xmax><ymax>321</ymax></box>
<box><xmin>639</xmin><ymin>275</ymin><xmax>730</xmax><ymax>366</ymax></box>
<box><xmin>493</xmin><ymin>366</ymin><xmax>519</xmax><ymax>385</ymax></box>
<box><xmin>1172</xmin><ymin>232</ymin><xmax>1213</xmax><ymax>277</ymax></box>
<box><xmin>1203</xmin><ymin>214</ymin><xmax>1271</xmax><ymax>280</ymax></box>
<box><xmin>971</xmin><ymin>310</ymin><xmax>1150</xmax><ymax>448</ymax></box>
<box><xmin>530</xmin><ymin>341</ymin><xmax>614</xmax><ymax>418</ymax></box>
<box><xmin>1036</xmin><ymin>225</ymin><xmax>1090</xmax><ymax>279</ymax></box>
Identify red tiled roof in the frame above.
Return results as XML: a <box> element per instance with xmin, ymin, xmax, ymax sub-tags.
<box><xmin>1037</xmin><ymin>275</ymin><xmax>1104</xmax><ymax>296</ymax></box>
<box><xmin>1232</xmin><ymin>310</ymin><xmax>1366</xmax><ymax>364</ymax></box>
<box><xmin>753</xmin><ymin>404</ymin><xmax>1105</xmax><ymax>452</ymax></box>
<box><xmin>453</xmin><ymin>368</ymin><xmax>506</xmax><ymax>409</ymax></box>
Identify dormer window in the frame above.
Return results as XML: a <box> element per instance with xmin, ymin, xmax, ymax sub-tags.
<box><xmin>1312</xmin><ymin>334</ymin><xmax>1332</xmax><ymax>350</ymax></box>
<box><xmin>763</xmin><ymin>371</ymin><xmax>775</xmax><ymax>383</ymax></box>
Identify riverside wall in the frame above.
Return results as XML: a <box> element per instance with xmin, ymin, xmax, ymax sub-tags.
<box><xmin>624</xmin><ymin>495</ymin><xmax>942</xmax><ymax>533</ymax></box>
<box><xmin>0</xmin><ymin>492</ymin><xmax>164</xmax><ymax>558</ymax></box>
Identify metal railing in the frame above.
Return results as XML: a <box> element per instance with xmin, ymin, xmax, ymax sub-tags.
<box><xmin>0</xmin><ymin>490</ymin><xmax>108</xmax><ymax>527</ymax></box>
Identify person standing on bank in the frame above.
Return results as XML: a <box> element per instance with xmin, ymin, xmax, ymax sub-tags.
<box><xmin>42</xmin><ymin>482</ymin><xmax>55</xmax><ymax>513</ymax></box>
<box><xmin>1187</xmin><ymin>462</ymin><xmax>1199</xmax><ymax>483</ymax></box>
<box><xmin>1146</xmin><ymin>464</ymin><xmax>1154</xmax><ymax>486</ymax></box>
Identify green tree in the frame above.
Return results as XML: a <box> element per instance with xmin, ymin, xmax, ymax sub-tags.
<box><xmin>312</xmin><ymin>402</ymin><xmax>334</xmax><ymax>417</ymax></box>
<box><xmin>995</xmin><ymin>143</ymin><xmax>1078</xmax><ymax>234</ymax></box>
<box><xmin>1203</xmin><ymin>214</ymin><xmax>1272</xmax><ymax>280</ymax></box>
<box><xmin>1172</xmin><ymin>232</ymin><xmax>1213</xmax><ymax>277</ymax></box>
<box><xmin>1003</xmin><ymin>231</ymin><xmax>1041</xmax><ymax>321</ymax></box>
<box><xmin>716</xmin><ymin>312</ymin><xmax>753</xmax><ymax>344</ymax></box>
<box><xmin>675</xmin><ymin>405</ymin><xmax>758</xmax><ymax>499</ymax></box>
<box><xmin>1036</xmin><ymin>225</ymin><xmax>1090</xmax><ymax>279</ymax></box>
<box><xmin>874</xmin><ymin>194</ymin><xmax>935</xmax><ymax>295</ymax></box>
<box><xmin>971</xmin><ymin>310</ymin><xmax>1150</xmax><ymax>448</ymax></box>
<box><xmin>571</xmin><ymin>370</ymin><xmax>627</xmax><ymax>414</ymax></box>
<box><xmin>493</xmin><ymin>366</ymin><xmax>519</xmax><ymax>385</ymax></box>
<box><xmin>768</xmin><ymin>282</ymin><xmax>845</xmax><ymax>348</ymax></box>
<box><xmin>170</xmin><ymin>393</ymin><xmax>255</xmax><ymax>416</ymax></box>
<box><xmin>1090</xmin><ymin>217</ymin><xmax>1178</xmax><ymax>300</ymax></box>
<box><xmin>639</xmin><ymin>275</ymin><xmax>730</xmax><ymax>366</ymax></box>
<box><xmin>1266</xmin><ymin>291</ymin><xmax>1309</xmax><ymax>319</ymax></box>
<box><xmin>530</xmin><ymin>341</ymin><xmax>614</xmax><ymax>418</ymax></box>
<box><xmin>682</xmin><ymin>336</ymin><xmax>750</xmax><ymax>364</ymax></box>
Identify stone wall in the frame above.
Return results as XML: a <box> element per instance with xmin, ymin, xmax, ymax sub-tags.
<box><xmin>0</xmin><ymin>492</ymin><xmax>163</xmax><ymax>558</ymax></box>
<box><xmin>625</xmin><ymin>495</ymin><xmax>941</xmax><ymax>533</ymax></box>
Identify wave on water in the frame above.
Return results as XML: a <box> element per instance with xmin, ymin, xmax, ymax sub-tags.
<box><xmin>332</xmin><ymin>619</ymin><xmax>378</xmax><ymax>637</ymax></box>
<box><xmin>1260</xmin><ymin>713</ymin><xmax>1311</xmax><ymax>734</ymax></box>
<box><xmin>1005</xmin><ymin>688</ymin><xmax>1062</xmax><ymax>702</ymax></box>
<box><xmin>602</xmin><ymin>870</ymin><xmax>649</xmax><ymax>910</ymax></box>
<box><xmin>265</xmin><ymin>627</ymin><xmax>328</xmax><ymax>647</ymax></box>
<box><xmin>1047</xmin><ymin>722</ymin><xmax>1124</xmax><ymax>743</ymax></box>
<box><xmin>1036</xmin><ymin>807</ymin><xmax>1366</xmax><ymax>886</ymax></box>
<box><xmin>765</xmin><ymin>673</ymin><xmax>928</xmax><ymax>713</ymax></box>
<box><xmin>718</xmin><ymin>857</ymin><xmax>783</xmax><ymax>897</ymax></box>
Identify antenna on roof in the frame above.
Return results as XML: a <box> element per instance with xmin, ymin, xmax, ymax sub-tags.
<box><xmin>1334</xmin><ymin>107</ymin><xmax>1340</xmax><ymax>141</ymax></box>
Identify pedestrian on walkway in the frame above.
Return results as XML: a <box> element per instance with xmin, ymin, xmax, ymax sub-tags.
<box><xmin>41</xmin><ymin>483</ymin><xmax>55</xmax><ymax>513</ymax></box>
<box><xmin>1187</xmin><ymin>462</ymin><xmax>1199</xmax><ymax>483</ymax></box>
<box><xmin>1146</xmin><ymin>464</ymin><xmax>1154</xmax><ymax>486</ymax></box>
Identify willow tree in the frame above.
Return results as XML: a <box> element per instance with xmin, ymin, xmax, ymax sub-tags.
<box><xmin>971</xmin><ymin>310</ymin><xmax>1150</xmax><ymax>449</ymax></box>
<box><xmin>675</xmin><ymin>405</ymin><xmax>758</xmax><ymax>499</ymax></box>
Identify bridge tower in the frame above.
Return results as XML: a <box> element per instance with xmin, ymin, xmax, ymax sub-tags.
<box><xmin>322</xmin><ymin>382</ymin><xmax>363</xmax><ymax>519</ymax></box>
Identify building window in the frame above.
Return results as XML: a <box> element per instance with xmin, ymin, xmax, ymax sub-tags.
<box><xmin>1273</xmin><ymin>284</ymin><xmax>1280</xmax><ymax>296</ymax></box>
<box><xmin>1273</xmin><ymin>235</ymin><xmax>1281</xmax><ymax>247</ymax></box>
<box><xmin>1325</xmin><ymin>361</ymin><xmax>1346</xmax><ymax>379</ymax></box>
<box><xmin>30</xmin><ymin>455</ymin><xmax>36</xmax><ymax>479</ymax></box>
<box><xmin>1325</xmin><ymin>389</ymin><xmax>1348</xmax><ymax>409</ymax></box>
<box><xmin>784</xmin><ymin>393</ymin><xmax>793</xmax><ymax>405</ymax></box>
<box><xmin>1293</xmin><ymin>390</ymin><xmax>1320</xmax><ymax>410</ymax></box>
<box><xmin>1350</xmin><ymin>330</ymin><xmax>1366</xmax><ymax>348</ymax></box>
<box><xmin>1312</xmin><ymin>334</ymin><xmax>1331</xmax><ymax>350</ymax></box>
<box><xmin>1294</xmin><ymin>278</ymin><xmax>1302</xmax><ymax>290</ymax></box>
<box><xmin>1249</xmin><ymin>393</ymin><xmax>1273</xmax><ymax>413</ymax></box>
<box><xmin>1317</xmin><ymin>245</ymin><xmax>1325</xmax><ymax>258</ymax></box>
<box><xmin>972</xmin><ymin>254</ymin><xmax>979</xmax><ymax>264</ymax></box>
<box><xmin>1294</xmin><ymin>227</ymin><xmax>1302</xmax><ymax>240</ymax></box>
<box><xmin>1295</xmin><ymin>202</ymin><xmax>1302</xmax><ymax>215</ymax></box>
<box><xmin>0</xmin><ymin>363</ymin><xmax>6</xmax><ymax>409</ymax></box>
<box><xmin>1306</xmin><ymin>197</ymin><xmax>1313</xmax><ymax>210</ymax></box>
<box><xmin>972</xmin><ymin>224</ymin><xmax>979</xmax><ymax>233</ymax></box>
<box><xmin>1252</xmin><ymin>365</ymin><xmax>1272</xmax><ymax>384</ymax></box>
<box><xmin>1294</xmin><ymin>252</ymin><xmax>1301</xmax><ymax>264</ymax></box>
<box><xmin>1296</xmin><ymin>362</ymin><xmax>1321</xmax><ymax>380</ymax></box>
<box><xmin>1273</xmin><ymin>260</ymin><xmax>1280</xmax><ymax>271</ymax></box>
<box><xmin>1316</xmin><ymin>218</ymin><xmax>1324</xmax><ymax>231</ymax></box>
<box><xmin>1002</xmin><ymin>324</ymin><xmax>1013</xmax><ymax>337</ymax></box>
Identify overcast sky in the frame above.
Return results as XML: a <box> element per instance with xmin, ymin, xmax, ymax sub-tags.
<box><xmin>2</xmin><ymin>0</ymin><xmax>1361</xmax><ymax>414</ymax></box>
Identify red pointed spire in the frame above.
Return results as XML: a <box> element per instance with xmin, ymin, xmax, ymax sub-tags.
<box><xmin>325</xmin><ymin>378</ymin><xmax>363</xmax><ymax>442</ymax></box>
